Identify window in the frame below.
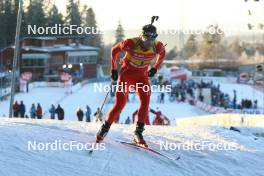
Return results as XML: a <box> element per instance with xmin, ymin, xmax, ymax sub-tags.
<box><xmin>68</xmin><ymin>55</ymin><xmax>97</xmax><ymax>64</ymax></box>
<box><xmin>68</xmin><ymin>56</ymin><xmax>77</xmax><ymax>64</ymax></box>
<box><xmin>90</xmin><ymin>56</ymin><xmax>97</xmax><ymax>63</ymax></box>
<box><xmin>51</xmin><ymin>55</ymin><xmax>64</xmax><ymax>65</ymax></box>
<box><xmin>22</xmin><ymin>59</ymin><xmax>46</xmax><ymax>67</ymax></box>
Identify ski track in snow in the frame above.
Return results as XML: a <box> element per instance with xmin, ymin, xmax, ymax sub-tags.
<box><xmin>0</xmin><ymin>118</ymin><xmax>264</xmax><ymax>176</ymax></box>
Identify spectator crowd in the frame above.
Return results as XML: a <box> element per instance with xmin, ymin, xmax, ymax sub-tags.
<box><xmin>154</xmin><ymin>78</ymin><xmax>259</xmax><ymax>111</ymax></box>
<box><xmin>11</xmin><ymin>101</ymin><xmax>95</xmax><ymax>122</ymax></box>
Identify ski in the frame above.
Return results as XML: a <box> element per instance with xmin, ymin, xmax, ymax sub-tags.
<box><xmin>116</xmin><ymin>140</ymin><xmax>180</xmax><ymax>161</ymax></box>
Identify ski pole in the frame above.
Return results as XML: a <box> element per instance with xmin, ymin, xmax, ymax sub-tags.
<box><xmin>99</xmin><ymin>89</ymin><xmax>110</xmax><ymax>112</ymax></box>
<box><xmin>99</xmin><ymin>81</ymin><xmax>116</xmax><ymax>112</ymax></box>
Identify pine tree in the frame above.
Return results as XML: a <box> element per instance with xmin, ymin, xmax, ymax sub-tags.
<box><xmin>24</xmin><ymin>0</ymin><xmax>47</xmax><ymax>37</ymax></box>
<box><xmin>0</xmin><ymin>0</ymin><xmax>15</xmax><ymax>47</ymax></box>
<box><xmin>46</xmin><ymin>4</ymin><xmax>64</xmax><ymax>26</ymax></box>
<box><xmin>66</xmin><ymin>0</ymin><xmax>81</xmax><ymax>26</ymax></box>
<box><xmin>65</xmin><ymin>0</ymin><xmax>82</xmax><ymax>37</ymax></box>
<box><xmin>112</xmin><ymin>20</ymin><xmax>125</xmax><ymax>69</ymax></box>
<box><xmin>229</xmin><ymin>39</ymin><xmax>243</xmax><ymax>56</ymax></box>
<box><xmin>198</xmin><ymin>25</ymin><xmax>225</xmax><ymax>68</ymax></box>
<box><xmin>82</xmin><ymin>7</ymin><xmax>102</xmax><ymax>46</ymax></box>
<box><xmin>165</xmin><ymin>47</ymin><xmax>178</xmax><ymax>60</ymax></box>
<box><xmin>82</xmin><ymin>7</ymin><xmax>104</xmax><ymax>63</ymax></box>
<box><xmin>0</xmin><ymin>0</ymin><xmax>6</xmax><ymax>48</ymax></box>
<box><xmin>183</xmin><ymin>34</ymin><xmax>198</xmax><ymax>59</ymax></box>
<box><xmin>115</xmin><ymin>20</ymin><xmax>125</xmax><ymax>44</ymax></box>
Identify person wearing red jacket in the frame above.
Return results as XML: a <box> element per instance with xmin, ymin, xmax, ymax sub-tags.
<box><xmin>132</xmin><ymin>110</ymin><xmax>150</xmax><ymax>125</ymax></box>
<box><xmin>151</xmin><ymin>108</ymin><xmax>170</xmax><ymax>125</ymax></box>
<box><xmin>96</xmin><ymin>17</ymin><xmax>165</xmax><ymax>147</ymax></box>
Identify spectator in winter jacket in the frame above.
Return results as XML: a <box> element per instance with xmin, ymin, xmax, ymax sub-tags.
<box><xmin>151</xmin><ymin>108</ymin><xmax>162</xmax><ymax>125</ymax></box>
<box><xmin>125</xmin><ymin>116</ymin><xmax>131</xmax><ymax>124</ymax></box>
<box><xmin>233</xmin><ymin>90</ymin><xmax>237</xmax><ymax>109</ymax></box>
<box><xmin>49</xmin><ymin>104</ymin><xmax>56</xmax><ymax>119</ymax></box>
<box><xmin>55</xmin><ymin>104</ymin><xmax>64</xmax><ymax>120</ymax></box>
<box><xmin>85</xmin><ymin>105</ymin><xmax>91</xmax><ymax>122</ymax></box>
<box><xmin>152</xmin><ymin>114</ymin><xmax>164</xmax><ymax>125</ymax></box>
<box><xmin>19</xmin><ymin>101</ymin><xmax>26</xmax><ymax>118</ymax></box>
<box><xmin>132</xmin><ymin>110</ymin><xmax>150</xmax><ymax>125</ymax></box>
<box><xmin>76</xmin><ymin>107</ymin><xmax>84</xmax><ymax>121</ymax></box>
<box><xmin>30</xmin><ymin>104</ymin><xmax>36</xmax><ymax>118</ymax></box>
<box><xmin>253</xmin><ymin>100</ymin><xmax>258</xmax><ymax>109</ymax></box>
<box><xmin>151</xmin><ymin>108</ymin><xmax>170</xmax><ymax>125</ymax></box>
<box><xmin>94</xmin><ymin>108</ymin><xmax>103</xmax><ymax>122</ymax></box>
<box><xmin>12</xmin><ymin>101</ymin><xmax>20</xmax><ymax>117</ymax></box>
<box><xmin>36</xmin><ymin>103</ymin><xmax>42</xmax><ymax>119</ymax></box>
<box><xmin>159</xmin><ymin>92</ymin><xmax>165</xmax><ymax>103</ymax></box>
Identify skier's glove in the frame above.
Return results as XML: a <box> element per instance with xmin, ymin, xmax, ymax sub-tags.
<box><xmin>111</xmin><ymin>69</ymin><xmax>118</xmax><ymax>81</ymax></box>
<box><xmin>148</xmin><ymin>67</ymin><xmax>157</xmax><ymax>77</ymax></box>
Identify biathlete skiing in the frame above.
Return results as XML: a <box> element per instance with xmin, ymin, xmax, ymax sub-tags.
<box><xmin>96</xmin><ymin>16</ymin><xmax>166</xmax><ymax>147</ymax></box>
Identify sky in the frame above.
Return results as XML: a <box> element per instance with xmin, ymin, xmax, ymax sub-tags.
<box><xmin>54</xmin><ymin>0</ymin><xmax>264</xmax><ymax>31</ymax></box>
<box><xmin>53</xmin><ymin>0</ymin><xmax>264</xmax><ymax>45</ymax></box>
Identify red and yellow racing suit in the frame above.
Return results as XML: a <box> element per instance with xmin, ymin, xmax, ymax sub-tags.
<box><xmin>106</xmin><ymin>37</ymin><xmax>166</xmax><ymax>124</ymax></box>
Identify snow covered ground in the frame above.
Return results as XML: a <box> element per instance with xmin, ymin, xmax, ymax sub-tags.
<box><xmin>0</xmin><ymin>82</ymin><xmax>207</xmax><ymax>123</ymax></box>
<box><xmin>216</xmin><ymin>82</ymin><xmax>264</xmax><ymax>108</ymax></box>
<box><xmin>0</xmin><ymin>118</ymin><xmax>263</xmax><ymax>176</ymax></box>
<box><xmin>0</xmin><ymin>79</ymin><xmax>263</xmax><ymax>176</ymax></box>
<box><xmin>0</xmin><ymin>87</ymin><xmax>66</xmax><ymax>117</ymax></box>
<box><xmin>1</xmin><ymin>80</ymin><xmax>263</xmax><ymax>123</ymax></box>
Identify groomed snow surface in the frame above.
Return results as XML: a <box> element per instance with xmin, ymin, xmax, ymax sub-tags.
<box><xmin>0</xmin><ymin>81</ymin><xmax>264</xmax><ymax>176</ymax></box>
<box><xmin>0</xmin><ymin>118</ymin><xmax>263</xmax><ymax>176</ymax></box>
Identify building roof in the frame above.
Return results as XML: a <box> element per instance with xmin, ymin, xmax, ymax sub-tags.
<box><xmin>0</xmin><ymin>36</ymin><xmax>100</xmax><ymax>52</ymax></box>
<box><xmin>24</xmin><ymin>37</ymin><xmax>57</xmax><ymax>40</ymax></box>
<box><xmin>21</xmin><ymin>44</ymin><xmax>99</xmax><ymax>53</ymax></box>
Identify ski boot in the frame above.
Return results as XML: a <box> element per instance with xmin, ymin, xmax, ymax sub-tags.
<box><xmin>133</xmin><ymin>122</ymin><xmax>148</xmax><ymax>147</ymax></box>
<box><xmin>96</xmin><ymin>121</ymin><xmax>111</xmax><ymax>143</ymax></box>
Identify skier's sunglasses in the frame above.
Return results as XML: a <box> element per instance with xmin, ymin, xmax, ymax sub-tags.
<box><xmin>143</xmin><ymin>31</ymin><xmax>158</xmax><ymax>40</ymax></box>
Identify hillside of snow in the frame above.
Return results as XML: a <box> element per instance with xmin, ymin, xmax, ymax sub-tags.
<box><xmin>0</xmin><ymin>118</ymin><xmax>263</xmax><ymax>176</ymax></box>
<box><xmin>0</xmin><ymin>82</ymin><xmax>207</xmax><ymax>123</ymax></box>
<box><xmin>217</xmin><ymin>82</ymin><xmax>264</xmax><ymax>108</ymax></box>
